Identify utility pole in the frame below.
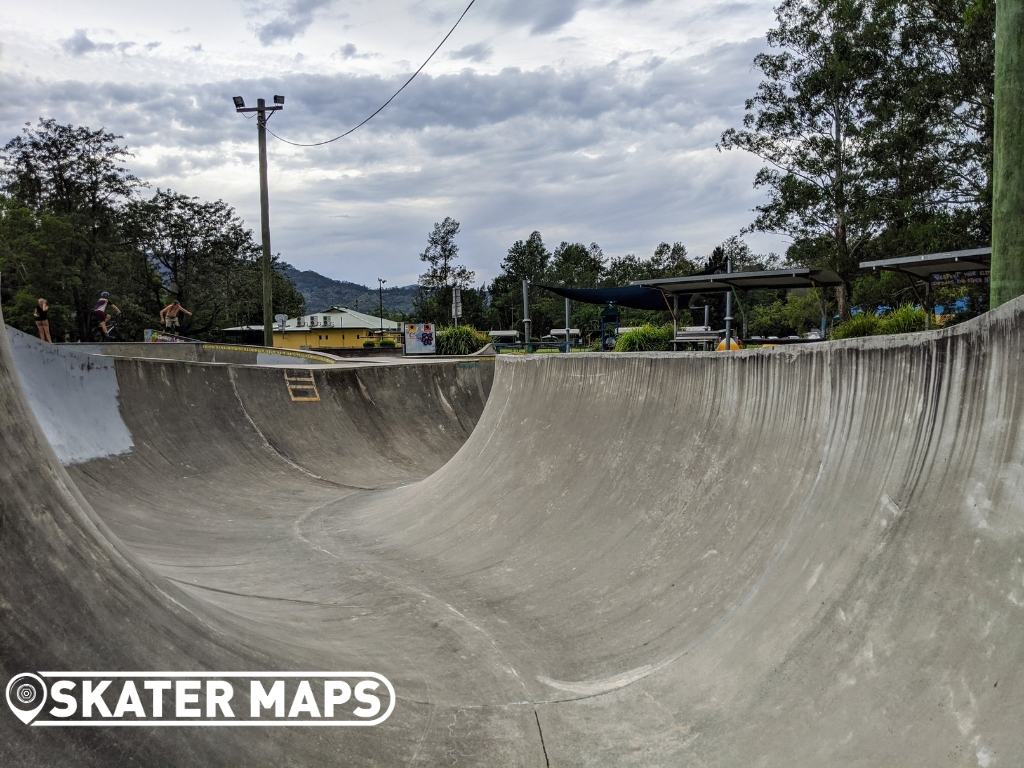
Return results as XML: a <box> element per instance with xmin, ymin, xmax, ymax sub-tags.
<box><xmin>233</xmin><ymin>95</ymin><xmax>284</xmax><ymax>347</ymax></box>
<box><xmin>377</xmin><ymin>278</ymin><xmax>386</xmax><ymax>338</ymax></box>
<box><xmin>991</xmin><ymin>2</ymin><xmax>1024</xmax><ymax>307</ymax></box>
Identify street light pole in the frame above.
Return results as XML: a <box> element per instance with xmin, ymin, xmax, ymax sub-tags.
<box><xmin>377</xmin><ymin>278</ymin><xmax>386</xmax><ymax>337</ymax></box>
<box><xmin>233</xmin><ymin>95</ymin><xmax>284</xmax><ymax>347</ymax></box>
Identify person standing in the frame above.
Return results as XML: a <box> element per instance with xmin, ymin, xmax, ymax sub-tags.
<box><xmin>34</xmin><ymin>298</ymin><xmax>51</xmax><ymax>342</ymax></box>
<box><xmin>159</xmin><ymin>300</ymin><xmax>193</xmax><ymax>335</ymax></box>
<box><xmin>93</xmin><ymin>292</ymin><xmax>120</xmax><ymax>338</ymax></box>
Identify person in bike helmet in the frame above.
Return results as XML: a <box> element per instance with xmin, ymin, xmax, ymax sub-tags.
<box><xmin>93</xmin><ymin>292</ymin><xmax>121</xmax><ymax>338</ymax></box>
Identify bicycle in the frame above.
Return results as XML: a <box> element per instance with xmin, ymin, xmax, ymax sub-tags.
<box><xmin>90</xmin><ymin>311</ymin><xmax>122</xmax><ymax>342</ymax></box>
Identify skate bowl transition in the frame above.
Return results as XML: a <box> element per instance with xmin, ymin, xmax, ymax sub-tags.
<box><xmin>3</xmin><ymin>297</ymin><xmax>1024</xmax><ymax>766</ymax></box>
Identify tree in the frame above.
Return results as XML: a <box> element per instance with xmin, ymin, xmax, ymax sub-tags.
<box><xmin>122</xmin><ymin>189</ymin><xmax>306</xmax><ymax>337</ymax></box>
<box><xmin>413</xmin><ymin>216</ymin><xmax>476</xmax><ymax>325</ymax></box>
<box><xmin>0</xmin><ymin>119</ymin><xmax>305</xmax><ymax>341</ymax></box>
<box><xmin>719</xmin><ymin>0</ymin><xmax>884</xmax><ymax>317</ymax></box>
<box><xmin>722</xmin><ymin>0</ymin><xmax>995</xmax><ymax>318</ymax></box>
<box><xmin>486</xmin><ymin>231</ymin><xmax>551</xmax><ymax>332</ymax></box>
<box><xmin>1</xmin><ymin>119</ymin><xmax>145</xmax><ymax>338</ymax></box>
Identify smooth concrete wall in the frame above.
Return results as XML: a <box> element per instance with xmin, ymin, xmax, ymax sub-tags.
<box><xmin>3</xmin><ymin>297</ymin><xmax>1024</xmax><ymax>765</ymax></box>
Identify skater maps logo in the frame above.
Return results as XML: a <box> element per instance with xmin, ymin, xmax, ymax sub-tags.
<box><xmin>5</xmin><ymin>672</ymin><xmax>394</xmax><ymax>726</ymax></box>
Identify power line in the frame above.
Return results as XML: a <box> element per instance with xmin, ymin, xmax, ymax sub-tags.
<box><xmin>267</xmin><ymin>0</ymin><xmax>477</xmax><ymax>148</ymax></box>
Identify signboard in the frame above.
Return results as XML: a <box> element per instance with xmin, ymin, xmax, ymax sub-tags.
<box><xmin>404</xmin><ymin>323</ymin><xmax>436</xmax><ymax>355</ymax></box>
<box><xmin>452</xmin><ymin>287</ymin><xmax>462</xmax><ymax>319</ymax></box>
<box><xmin>930</xmin><ymin>269</ymin><xmax>989</xmax><ymax>288</ymax></box>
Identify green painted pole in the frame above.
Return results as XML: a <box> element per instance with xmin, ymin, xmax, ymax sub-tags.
<box><xmin>991</xmin><ymin>0</ymin><xmax>1024</xmax><ymax>307</ymax></box>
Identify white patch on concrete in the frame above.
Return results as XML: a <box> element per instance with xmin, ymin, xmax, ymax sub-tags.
<box><xmin>257</xmin><ymin>352</ymin><xmax>313</xmax><ymax>365</ymax></box>
<box><xmin>880</xmin><ymin>493</ymin><xmax>902</xmax><ymax>516</ymax></box>
<box><xmin>966</xmin><ymin>483</ymin><xmax>994</xmax><ymax>530</ymax></box>
<box><xmin>806</xmin><ymin>562</ymin><xmax>823</xmax><ymax>592</ymax></box>
<box><xmin>976</xmin><ymin>745</ymin><xmax>994</xmax><ymax>767</ymax></box>
<box><xmin>8</xmin><ymin>328</ymin><xmax>133</xmax><ymax>464</ymax></box>
<box><xmin>538</xmin><ymin>663</ymin><xmax>656</xmax><ymax>696</ymax></box>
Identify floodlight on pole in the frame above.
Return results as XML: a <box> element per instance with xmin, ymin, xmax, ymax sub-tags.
<box><xmin>232</xmin><ymin>95</ymin><xmax>285</xmax><ymax>347</ymax></box>
<box><xmin>377</xmin><ymin>278</ymin><xmax>386</xmax><ymax>336</ymax></box>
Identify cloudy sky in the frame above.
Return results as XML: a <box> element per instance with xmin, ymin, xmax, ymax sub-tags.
<box><xmin>0</xmin><ymin>0</ymin><xmax>786</xmax><ymax>287</ymax></box>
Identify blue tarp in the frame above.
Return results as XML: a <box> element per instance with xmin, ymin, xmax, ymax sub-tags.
<box><xmin>536</xmin><ymin>284</ymin><xmax>673</xmax><ymax>311</ymax></box>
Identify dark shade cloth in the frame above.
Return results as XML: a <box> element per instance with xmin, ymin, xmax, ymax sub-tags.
<box><xmin>535</xmin><ymin>284</ymin><xmax>673</xmax><ymax>311</ymax></box>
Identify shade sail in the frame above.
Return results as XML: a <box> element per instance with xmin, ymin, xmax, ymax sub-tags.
<box><xmin>535</xmin><ymin>284</ymin><xmax>672</xmax><ymax>311</ymax></box>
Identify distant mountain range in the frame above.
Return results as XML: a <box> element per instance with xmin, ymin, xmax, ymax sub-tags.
<box><xmin>283</xmin><ymin>267</ymin><xmax>419</xmax><ymax>316</ymax></box>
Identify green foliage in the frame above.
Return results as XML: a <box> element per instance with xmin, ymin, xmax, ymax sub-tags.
<box><xmin>379</xmin><ymin>338</ymin><xmax>397</xmax><ymax>348</ymax></box>
<box><xmin>877</xmin><ymin>304</ymin><xmax>927</xmax><ymax>335</ymax></box>
<box><xmin>748</xmin><ymin>290</ymin><xmax>825</xmax><ymax>337</ymax></box>
<box><xmin>614</xmin><ymin>324</ymin><xmax>673</xmax><ymax>352</ymax></box>
<box><xmin>0</xmin><ymin>119</ymin><xmax>305</xmax><ymax>342</ymax></box>
<box><xmin>436</xmin><ymin>325</ymin><xmax>487</xmax><ymax>355</ymax></box>
<box><xmin>721</xmin><ymin>0</ymin><xmax>994</xmax><ymax>317</ymax></box>
<box><xmin>413</xmin><ymin>217</ymin><xmax>478</xmax><ymax>327</ymax></box>
<box><xmin>362</xmin><ymin>339</ymin><xmax>377</xmax><ymax>348</ymax></box>
<box><xmin>831</xmin><ymin>304</ymin><xmax>927</xmax><ymax>339</ymax></box>
<box><xmin>831</xmin><ymin>313</ymin><xmax>880</xmax><ymax>339</ymax></box>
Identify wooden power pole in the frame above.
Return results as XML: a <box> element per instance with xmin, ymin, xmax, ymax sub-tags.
<box><xmin>233</xmin><ymin>95</ymin><xmax>285</xmax><ymax>346</ymax></box>
<box><xmin>992</xmin><ymin>2</ymin><xmax>1024</xmax><ymax>307</ymax></box>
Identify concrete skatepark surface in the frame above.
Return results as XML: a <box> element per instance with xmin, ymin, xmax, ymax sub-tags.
<box><xmin>2</xmin><ymin>298</ymin><xmax>1024</xmax><ymax>765</ymax></box>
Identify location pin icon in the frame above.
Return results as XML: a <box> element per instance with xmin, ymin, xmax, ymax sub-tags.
<box><xmin>6</xmin><ymin>673</ymin><xmax>48</xmax><ymax>725</ymax></box>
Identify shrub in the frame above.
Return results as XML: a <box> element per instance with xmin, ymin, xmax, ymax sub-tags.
<box><xmin>436</xmin><ymin>325</ymin><xmax>488</xmax><ymax>355</ymax></box>
<box><xmin>379</xmin><ymin>338</ymin><xmax>397</xmax><ymax>348</ymax></box>
<box><xmin>831</xmin><ymin>313</ymin><xmax>879</xmax><ymax>339</ymax></box>
<box><xmin>614</xmin><ymin>323</ymin><xmax>672</xmax><ymax>352</ymax></box>
<box><xmin>877</xmin><ymin>304</ymin><xmax>927</xmax><ymax>335</ymax></box>
<box><xmin>362</xmin><ymin>339</ymin><xmax>377</xmax><ymax>348</ymax></box>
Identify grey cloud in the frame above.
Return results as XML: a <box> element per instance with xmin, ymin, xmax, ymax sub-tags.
<box><xmin>449</xmin><ymin>42</ymin><xmax>492</xmax><ymax>63</ymax></box>
<box><xmin>493</xmin><ymin>0</ymin><xmax>583</xmax><ymax>34</ymax></box>
<box><xmin>337</xmin><ymin>43</ymin><xmax>379</xmax><ymax>60</ymax></box>
<box><xmin>256</xmin><ymin>0</ymin><xmax>334</xmax><ymax>46</ymax></box>
<box><xmin>61</xmin><ymin>29</ymin><xmax>115</xmax><ymax>57</ymax></box>
<box><xmin>186</xmin><ymin>43</ymin><xmax>204</xmax><ymax>52</ymax></box>
<box><xmin>0</xmin><ymin>35</ymin><xmax>774</xmax><ymax>285</ymax></box>
<box><xmin>490</xmin><ymin>0</ymin><xmax>656</xmax><ymax>35</ymax></box>
<box><xmin>145</xmin><ymin>42</ymin><xmax>162</xmax><ymax>50</ymax></box>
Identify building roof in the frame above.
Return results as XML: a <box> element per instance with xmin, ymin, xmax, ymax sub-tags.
<box><xmin>633</xmin><ymin>266</ymin><xmax>844</xmax><ymax>294</ymax></box>
<box><xmin>859</xmin><ymin>247</ymin><xmax>991</xmax><ymax>279</ymax></box>
<box><xmin>285</xmin><ymin>306</ymin><xmax>399</xmax><ymax>331</ymax></box>
<box><xmin>222</xmin><ymin>306</ymin><xmax>399</xmax><ymax>334</ymax></box>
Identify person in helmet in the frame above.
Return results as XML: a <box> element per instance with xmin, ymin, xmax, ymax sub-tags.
<box><xmin>93</xmin><ymin>292</ymin><xmax>120</xmax><ymax>338</ymax></box>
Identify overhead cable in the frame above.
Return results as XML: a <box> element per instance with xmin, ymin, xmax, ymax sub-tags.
<box><xmin>267</xmin><ymin>0</ymin><xmax>478</xmax><ymax>147</ymax></box>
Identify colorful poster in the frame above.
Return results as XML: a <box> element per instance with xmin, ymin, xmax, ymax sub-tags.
<box><xmin>404</xmin><ymin>323</ymin><xmax>436</xmax><ymax>355</ymax></box>
<box><xmin>144</xmin><ymin>329</ymin><xmax>196</xmax><ymax>343</ymax></box>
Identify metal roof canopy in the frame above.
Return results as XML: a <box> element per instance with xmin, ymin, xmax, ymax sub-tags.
<box><xmin>632</xmin><ymin>267</ymin><xmax>844</xmax><ymax>294</ymax></box>
<box><xmin>859</xmin><ymin>247</ymin><xmax>991</xmax><ymax>279</ymax></box>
